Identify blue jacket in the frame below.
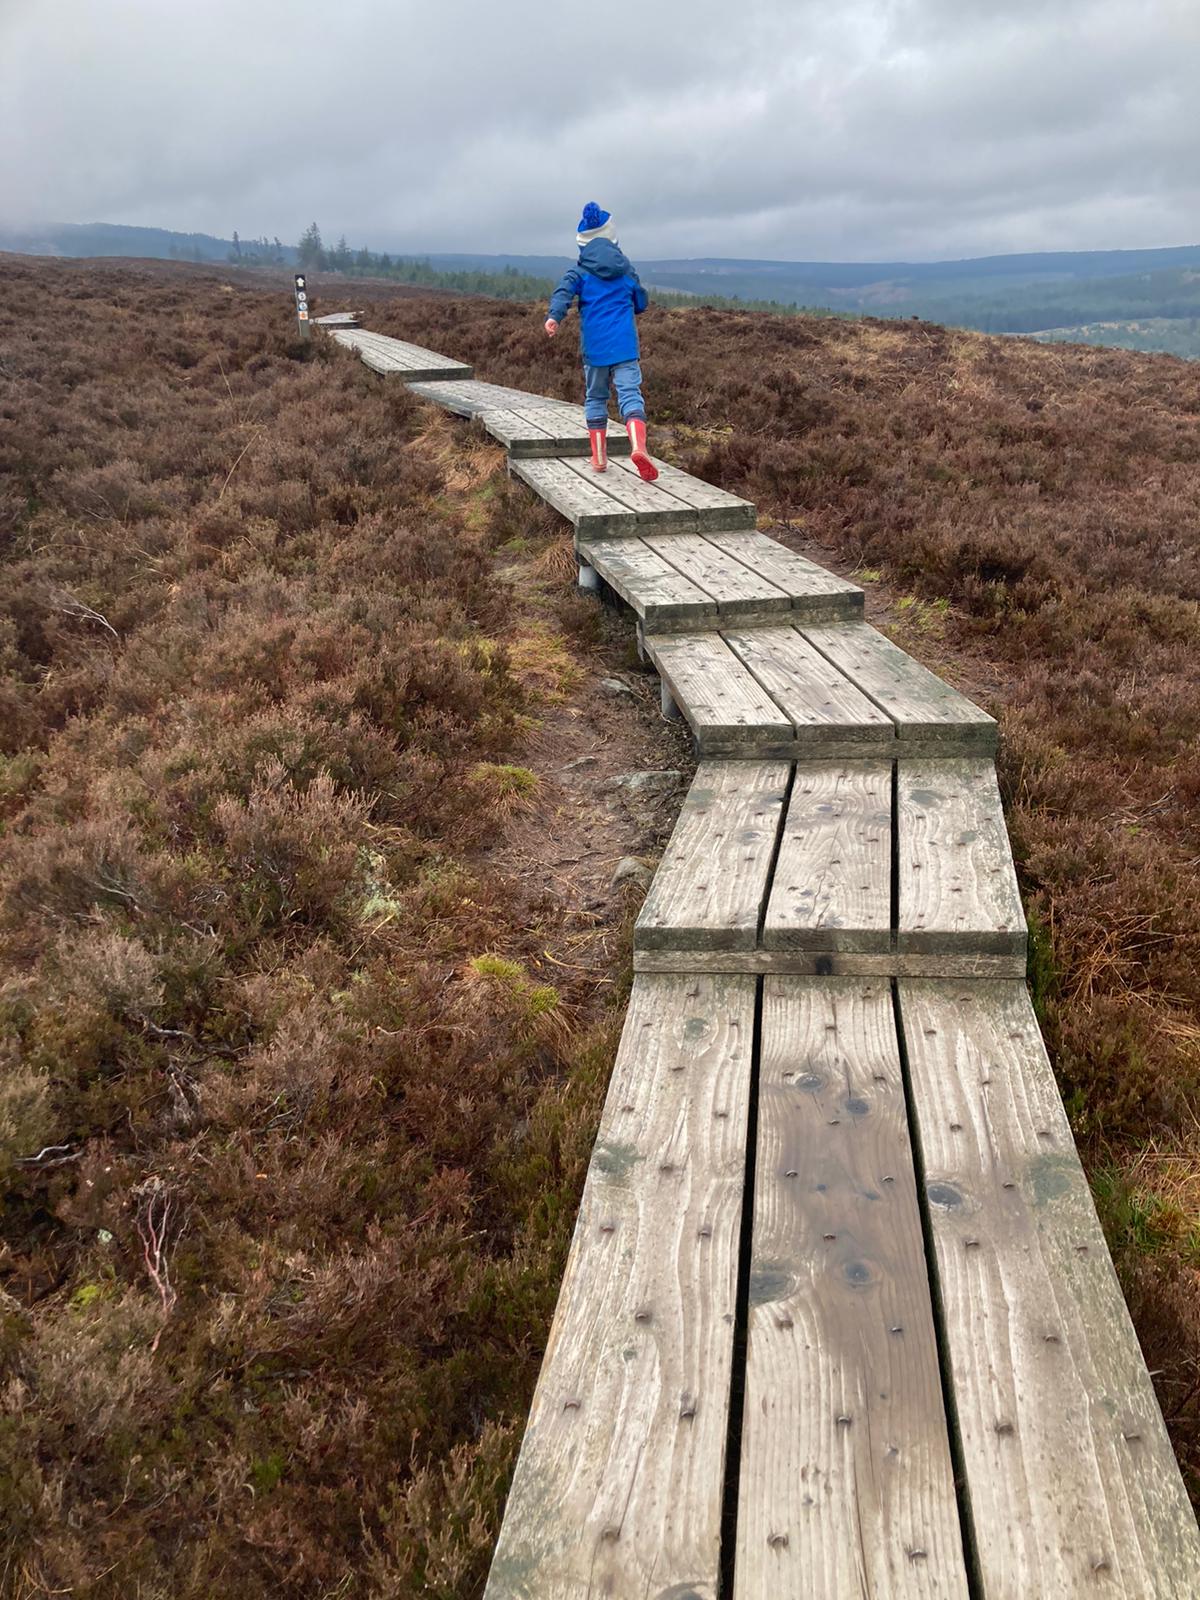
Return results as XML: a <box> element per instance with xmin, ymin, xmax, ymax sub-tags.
<box><xmin>548</xmin><ymin>240</ymin><xmax>649</xmax><ymax>367</ymax></box>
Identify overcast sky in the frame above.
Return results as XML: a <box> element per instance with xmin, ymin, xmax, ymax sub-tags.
<box><xmin>2</xmin><ymin>0</ymin><xmax>1197</xmax><ymax>262</ymax></box>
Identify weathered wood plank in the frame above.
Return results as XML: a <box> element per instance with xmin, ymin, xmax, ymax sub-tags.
<box><xmin>483</xmin><ymin>405</ymin><xmax>631</xmax><ymax>457</ymax></box>
<box><xmin>485</xmin><ymin>973</ymin><xmax>756</xmax><ymax>1600</ymax></box>
<box><xmin>803</xmin><ymin>623</ymin><xmax>997</xmax><ymax>748</ymax></box>
<box><xmin>725</xmin><ymin>626</ymin><xmax>894</xmax><ymax>746</ymax></box>
<box><xmin>736</xmin><ymin>978</ymin><xmax>970</xmax><ymax>1599</ymax></box>
<box><xmin>635</xmin><ymin>761</ymin><xmax>789</xmax><ymax>950</ymax></box>
<box><xmin>577</xmin><ymin>538</ymin><xmax>717</xmax><ymax>625</ymax></box>
<box><xmin>607</xmin><ymin>455</ymin><xmax>758</xmax><ymax>529</ymax></box>
<box><xmin>406</xmin><ymin>379</ymin><xmax>563</xmax><ymax>416</ymax></box>
<box><xmin>644</xmin><ymin>533</ymin><xmax>793</xmax><ymax>614</ymax></box>
<box><xmin>633</xmin><ymin>948</ymin><xmax>1027</xmax><ymax>978</ymax></box>
<box><xmin>474</xmin><ymin>408</ymin><xmax>557</xmax><ymax>449</ymax></box>
<box><xmin>763</xmin><ymin>762</ymin><xmax>893</xmax><ymax>952</ymax></box>
<box><xmin>560</xmin><ymin>457</ymin><xmax>698</xmax><ymax>531</ymax></box>
<box><xmin>646</xmin><ymin>633</ymin><xmax>794</xmax><ymax>752</ymax></box>
<box><xmin>332</xmin><ymin>328</ymin><xmax>474</xmax><ymax>380</ymax></box>
<box><xmin>705</xmin><ymin>532</ymin><xmax>864</xmax><ymax>618</ymax></box>
<box><xmin>897</xmin><ymin>760</ymin><xmax>1026</xmax><ymax>959</ymax></box>
<box><xmin>509</xmin><ymin>457</ymin><xmax>638</xmax><ymax>536</ymax></box>
<box><xmin>356</xmin><ymin>346</ymin><xmax>475</xmax><ymax>381</ymax></box>
<box><xmin>898</xmin><ymin>980</ymin><xmax>1200</xmax><ymax>1599</ymax></box>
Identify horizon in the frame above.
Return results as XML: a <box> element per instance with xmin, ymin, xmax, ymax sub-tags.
<box><xmin>8</xmin><ymin>219</ymin><xmax>1200</xmax><ymax>273</ymax></box>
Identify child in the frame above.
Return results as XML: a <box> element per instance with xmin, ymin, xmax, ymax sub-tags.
<box><xmin>544</xmin><ymin>203</ymin><xmax>657</xmax><ymax>480</ymax></box>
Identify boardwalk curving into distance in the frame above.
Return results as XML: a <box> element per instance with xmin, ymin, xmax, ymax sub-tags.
<box><xmin>326</xmin><ymin>325</ymin><xmax>1200</xmax><ymax>1597</ymax></box>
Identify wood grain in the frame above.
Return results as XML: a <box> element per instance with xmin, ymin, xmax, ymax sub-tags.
<box><xmin>578</xmin><ymin>537</ymin><xmax>717</xmax><ymax>625</ymax></box>
<box><xmin>485</xmin><ymin>973</ymin><xmax>757</xmax><ymax>1600</ymax></box>
<box><xmin>608</xmin><ymin>455</ymin><xmax>758</xmax><ymax>527</ymax></box>
<box><xmin>645</xmin><ymin>533</ymin><xmax>793</xmax><ymax>614</ymax></box>
<box><xmin>635</xmin><ymin>760</ymin><xmax>790</xmax><ymax>950</ymax></box>
<box><xmin>763</xmin><ymin>762</ymin><xmax>893</xmax><ymax>952</ymax></box>
<box><xmin>646</xmin><ymin>633</ymin><xmax>794</xmax><ymax>751</ymax></box>
<box><xmin>509</xmin><ymin>457</ymin><xmax>636</xmax><ymax>536</ymax></box>
<box><xmin>897</xmin><ymin>760</ymin><xmax>1026</xmax><ymax>959</ymax></box>
<box><xmin>802</xmin><ymin>623</ymin><xmax>997</xmax><ymax>747</ymax></box>
<box><xmin>560</xmin><ymin>457</ymin><xmax>698</xmax><ymax>531</ymax></box>
<box><xmin>735</xmin><ymin>978</ymin><xmax>969</xmax><ymax>1599</ymax></box>
<box><xmin>704</xmin><ymin>532</ymin><xmax>864</xmax><ymax>617</ymax></box>
<box><xmin>724</xmin><ymin>626</ymin><xmax>894</xmax><ymax>745</ymax></box>
<box><xmin>898</xmin><ymin>980</ymin><xmax>1200</xmax><ymax>1598</ymax></box>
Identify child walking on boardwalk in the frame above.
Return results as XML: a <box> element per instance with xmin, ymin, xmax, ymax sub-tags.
<box><xmin>544</xmin><ymin>202</ymin><xmax>657</xmax><ymax>480</ymax></box>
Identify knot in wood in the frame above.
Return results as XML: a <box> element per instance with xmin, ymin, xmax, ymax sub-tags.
<box><xmin>767</xmin><ymin>1532</ymin><xmax>789</xmax><ymax>1549</ymax></box>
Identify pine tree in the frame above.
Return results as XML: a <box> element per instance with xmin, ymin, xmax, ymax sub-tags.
<box><xmin>297</xmin><ymin>223</ymin><xmax>324</xmax><ymax>270</ymax></box>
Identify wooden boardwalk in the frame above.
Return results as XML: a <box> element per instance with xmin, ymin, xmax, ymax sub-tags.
<box><xmin>327</xmin><ymin>326</ymin><xmax>1200</xmax><ymax>1597</ymax></box>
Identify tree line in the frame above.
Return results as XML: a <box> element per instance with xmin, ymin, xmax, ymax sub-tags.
<box><xmin>291</xmin><ymin>223</ymin><xmax>843</xmax><ymax>318</ymax></box>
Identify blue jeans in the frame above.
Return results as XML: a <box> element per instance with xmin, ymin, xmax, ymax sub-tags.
<box><xmin>583</xmin><ymin>359</ymin><xmax>646</xmax><ymax>427</ymax></box>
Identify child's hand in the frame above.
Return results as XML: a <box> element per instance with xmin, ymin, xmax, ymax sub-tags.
<box><xmin>544</xmin><ymin>319</ymin><xmax>558</xmax><ymax>338</ymax></box>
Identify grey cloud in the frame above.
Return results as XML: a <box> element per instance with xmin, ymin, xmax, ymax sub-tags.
<box><xmin>1</xmin><ymin>0</ymin><xmax>1196</xmax><ymax>260</ymax></box>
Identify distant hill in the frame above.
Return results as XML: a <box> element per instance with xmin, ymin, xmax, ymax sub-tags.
<box><xmin>4</xmin><ymin>223</ymin><xmax>1199</xmax><ymax>356</ymax></box>
<box><xmin>421</xmin><ymin>247</ymin><xmax>1200</xmax><ymax>353</ymax></box>
<box><xmin>0</xmin><ymin>221</ymin><xmax>293</xmax><ymax>264</ymax></box>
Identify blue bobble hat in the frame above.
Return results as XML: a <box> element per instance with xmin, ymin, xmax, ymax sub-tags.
<box><xmin>577</xmin><ymin>201</ymin><xmax>616</xmax><ymax>247</ymax></box>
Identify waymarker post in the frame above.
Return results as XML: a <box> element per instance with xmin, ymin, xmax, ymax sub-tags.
<box><xmin>294</xmin><ymin>273</ymin><xmax>310</xmax><ymax>340</ymax></box>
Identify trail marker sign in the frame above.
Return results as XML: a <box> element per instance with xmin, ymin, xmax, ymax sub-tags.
<box><xmin>294</xmin><ymin>273</ymin><xmax>310</xmax><ymax>340</ymax></box>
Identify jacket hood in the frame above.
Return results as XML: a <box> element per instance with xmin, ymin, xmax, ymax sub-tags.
<box><xmin>578</xmin><ymin>238</ymin><xmax>632</xmax><ymax>279</ymax></box>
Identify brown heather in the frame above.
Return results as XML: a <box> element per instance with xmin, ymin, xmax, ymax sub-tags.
<box><xmin>0</xmin><ymin>257</ymin><xmax>632</xmax><ymax>1598</ymax></box>
<box><xmin>1</xmin><ymin>255</ymin><xmax>1199</xmax><ymax>1593</ymax></box>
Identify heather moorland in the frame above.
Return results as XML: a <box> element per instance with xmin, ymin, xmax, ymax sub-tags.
<box><xmin>2</xmin><ymin>254</ymin><xmax>1200</xmax><ymax>1595</ymax></box>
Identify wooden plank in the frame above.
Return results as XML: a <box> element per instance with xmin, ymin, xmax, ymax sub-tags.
<box><xmin>578</xmin><ymin>538</ymin><xmax>717</xmax><ymax>626</ymax></box>
<box><xmin>485</xmin><ymin>973</ymin><xmax>756</xmax><ymax>1600</ymax></box>
<box><xmin>704</xmin><ymin>532</ymin><xmax>864</xmax><ymax>617</ymax></box>
<box><xmin>356</xmin><ymin>347</ymin><xmax>475</xmax><ymax>382</ymax></box>
<box><xmin>559</xmin><ymin>457</ymin><xmax>698</xmax><ymax>532</ymax></box>
<box><xmin>803</xmin><ymin>624</ymin><xmax>997</xmax><ymax>747</ymax></box>
<box><xmin>608</xmin><ymin>455</ymin><xmax>758</xmax><ymax>529</ymax></box>
<box><xmin>647</xmin><ymin>633</ymin><xmax>794</xmax><ymax>752</ymax></box>
<box><xmin>509</xmin><ymin>457</ymin><xmax>637</xmax><ymax>537</ymax></box>
<box><xmin>763</xmin><ymin>762</ymin><xmax>893</xmax><ymax>952</ymax></box>
<box><xmin>334</xmin><ymin>328</ymin><xmax>475</xmax><ymax>379</ymax></box>
<box><xmin>634</xmin><ymin>760</ymin><xmax>789</xmax><ymax>950</ymax></box>
<box><xmin>736</xmin><ymin>978</ymin><xmax>970</xmax><ymax>1599</ymax></box>
<box><xmin>633</xmin><ymin>948</ymin><xmax>1027</xmax><ymax>978</ymax></box>
<box><xmin>407</xmin><ymin>379</ymin><xmax>561</xmax><ymax>416</ymax></box>
<box><xmin>644</xmin><ymin>533</ymin><xmax>793</xmax><ymax>615</ymax></box>
<box><xmin>484</xmin><ymin>406</ymin><xmax>632</xmax><ymax>458</ymax></box>
<box><xmin>725</xmin><ymin>626</ymin><xmax>894</xmax><ymax>745</ymax></box>
<box><xmin>898</xmin><ymin>980</ymin><xmax>1200</xmax><ymax>1599</ymax></box>
<box><xmin>474</xmin><ymin>408</ymin><xmax>557</xmax><ymax>448</ymax></box>
<box><xmin>897</xmin><ymin>760</ymin><xmax>1026</xmax><ymax>960</ymax></box>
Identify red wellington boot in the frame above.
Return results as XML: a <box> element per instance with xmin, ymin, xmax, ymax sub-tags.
<box><xmin>626</xmin><ymin>417</ymin><xmax>658</xmax><ymax>481</ymax></box>
<box><xmin>588</xmin><ymin>427</ymin><xmax>608</xmax><ymax>473</ymax></box>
